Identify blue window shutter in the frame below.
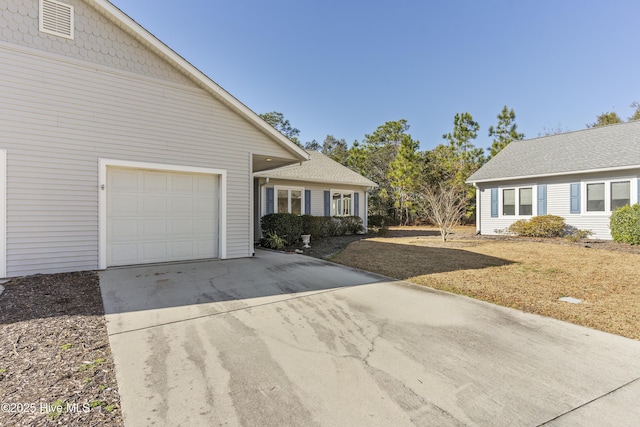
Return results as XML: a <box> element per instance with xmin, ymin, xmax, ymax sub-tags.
<box><xmin>324</xmin><ymin>191</ymin><xmax>331</xmax><ymax>216</ymax></box>
<box><xmin>537</xmin><ymin>184</ymin><xmax>547</xmax><ymax>215</ymax></box>
<box><xmin>304</xmin><ymin>190</ymin><xmax>311</xmax><ymax>215</ymax></box>
<box><xmin>570</xmin><ymin>183</ymin><xmax>580</xmax><ymax>214</ymax></box>
<box><xmin>490</xmin><ymin>188</ymin><xmax>498</xmax><ymax>218</ymax></box>
<box><xmin>354</xmin><ymin>192</ymin><xmax>359</xmax><ymax>216</ymax></box>
<box><xmin>266</xmin><ymin>188</ymin><xmax>274</xmax><ymax>214</ymax></box>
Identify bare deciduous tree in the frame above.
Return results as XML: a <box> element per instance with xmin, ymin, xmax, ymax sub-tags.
<box><xmin>418</xmin><ymin>183</ymin><xmax>467</xmax><ymax>242</ymax></box>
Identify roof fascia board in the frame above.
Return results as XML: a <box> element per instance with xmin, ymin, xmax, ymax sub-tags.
<box><xmin>89</xmin><ymin>0</ymin><xmax>309</xmax><ymax>161</ymax></box>
<box><xmin>253</xmin><ymin>174</ymin><xmax>378</xmax><ymax>188</ymax></box>
<box><xmin>468</xmin><ymin>164</ymin><xmax>640</xmax><ymax>184</ymax></box>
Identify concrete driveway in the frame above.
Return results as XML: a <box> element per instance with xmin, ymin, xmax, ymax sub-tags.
<box><xmin>100</xmin><ymin>250</ymin><xmax>640</xmax><ymax>426</ymax></box>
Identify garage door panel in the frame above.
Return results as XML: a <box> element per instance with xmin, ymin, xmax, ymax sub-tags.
<box><xmin>170</xmin><ymin>219</ymin><xmax>194</xmax><ymax>237</ymax></box>
<box><xmin>141</xmin><ymin>242</ymin><xmax>168</xmax><ymax>262</ymax></box>
<box><xmin>143</xmin><ymin>173</ymin><xmax>168</xmax><ymax>192</ymax></box>
<box><xmin>142</xmin><ymin>220</ymin><xmax>167</xmax><ymax>238</ymax></box>
<box><xmin>109</xmin><ymin>194</ymin><xmax>139</xmax><ymax>216</ymax></box>
<box><xmin>197</xmin><ymin>175</ymin><xmax>217</xmax><ymax>192</ymax></box>
<box><xmin>171</xmin><ymin>175</ymin><xmax>196</xmax><ymax>192</ymax></box>
<box><xmin>109</xmin><ymin>243</ymin><xmax>139</xmax><ymax>265</ymax></box>
<box><xmin>141</xmin><ymin>196</ymin><xmax>167</xmax><ymax>215</ymax></box>
<box><xmin>107</xmin><ymin>167</ymin><xmax>219</xmax><ymax>266</ymax></box>
<box><xmin>197</xmin><ymin>218</ymin><xmax>215</xmax><ymax>235</ymax></box>
<box><xmin>196</xmin><ymin>240</ymin><xmax>216</xmax><ymax>258</ymax></box>
<box><xmin>170</xmin><ymin>198</ymin><xmax>194</xmax><ymax>215</ymax></box>
<box><xmin>109</xmin><ymin>219</ymin><xmax>138</xmax><ymax>240</ymax></box>
<box><xmin>110</xmin><ymin>170</ymin><xmax>139</xmax><ymax>190</ymax></box>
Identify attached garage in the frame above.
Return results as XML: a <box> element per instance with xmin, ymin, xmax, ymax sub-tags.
<box><xmin>99</xmin><ymin>159</ymin><xmax>227</xmax><ymax>269</ymax></box>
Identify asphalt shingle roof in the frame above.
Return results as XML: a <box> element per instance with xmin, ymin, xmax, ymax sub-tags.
<box><xmin>468</xmin><ymin>120</ymin><xmax>640</xmax><ymax>183</ymax></box>
<box><xmin>255</xmin><ymin>150</ymin><xmax>378</xmax><ymax>188</ymax></box>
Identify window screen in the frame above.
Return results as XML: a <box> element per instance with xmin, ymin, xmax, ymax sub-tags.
<box><xmin>611</xmin><ymin>181</ymin><xmax>630</xmax><ymax>210</ymax></box>
<box><xmin>519</xmin><ymin>188</ymin><xmax>532</xmax><ymax>215</ymax></box>
<box><xmin>586</xmin><ymin>183</ymin><xmax>605</xmax><ymax>212</ymax></box>
<box><xmin>503</xmin><ymin>189</ymin><xmax>515</xmax><ymax>215</ymax></box>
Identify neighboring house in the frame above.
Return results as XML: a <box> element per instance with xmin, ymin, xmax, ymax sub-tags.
<box><xmin>467</xmin><ymin>121</ymin><xmax>640</xmax><ymax>239</ymax></box>
<box><xmin>0</xmin><ymin>0</ymin><xmax>310</xmax><ymax>278</ymax></box>
<box><xmin>254</xmin><ymin>150</ymin><xmax>378</xmax><ymax>239</ymax></box>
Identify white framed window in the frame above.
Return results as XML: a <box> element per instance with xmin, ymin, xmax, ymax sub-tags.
<box><xmin>275</xmin><ymin>186</ymin><xmax>304</xmax><ymax>215</ymax></box>
<box><xmin>582</xmin><ymin>178</ymin><xmax>634</xmax><ymax>214</ymax></box>
<box><xmin>331</xmin><ymin>190</ymin><xmax>353</xmax><ymax>216</ymax></box>
<box><xmin>611</xmin><ymin>181</ymin><xmax>631</xmax><ymax>210</ymax></box>
<box><xmin>586</xmin><ymin>183</ymin><xmax>605</xmax><ymax>212</ymax></box>
<box><xmin>501</xmin><ymin>186</ymin><xmax>533</xmax><ymax>216</ymax></box>
<box><xmin>503</xmin><ymin>189</ymin><xmax>516</xmax><ymax>216</ymax></box>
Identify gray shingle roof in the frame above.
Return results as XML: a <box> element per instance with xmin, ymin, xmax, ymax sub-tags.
<box><xmin>468</xmin><ymin>120</ymin><xmax>640</xmax><ymax>183</ymax></box>
<box><xmin>255</xmin><ymin>150</ymin><xmax>378</xmax><ymax>187</ymax></box>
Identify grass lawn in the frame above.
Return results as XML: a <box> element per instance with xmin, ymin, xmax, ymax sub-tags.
<box><xmin>329</xmin><ymin>226</ymin><xmax>640</xmax><ymax>341</ymax></box>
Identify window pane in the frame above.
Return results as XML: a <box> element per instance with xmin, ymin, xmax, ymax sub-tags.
<box><xmin>332</xmin><ymin>192</ymin><xmax>341</xmax><ymax>216</ymax></box>
<box><xmin>519</xmin><ymin>188</ymin><xmax>532</xmax><ymax>215</ymax></box>
<box><xmin>343</xmin><ymin>193</ymin><xmax>352</xmax><ymax>215</ymax></box>
<box><xmin>291</xmin><ymin>190</ymin><xmax>302</xmax><ymax>215</ymax></box>
<box><xmin>503</xmin><ymin>189</ymin><xmax>515</xmax><ymax>215</ymax></box>
<box><xmin>586</xmin><ymin>183</ymin><xmax>604</xmax><ymax>212</ymax></box>
<box><xmin>277</xmin><ymin>189</ymin><xmax>288</xmax><ymax>213</ymax></box>
<box><xmin>611</xmin><ymin>181</ymin><xmax>630</xmax><ymax>210</ymax></box>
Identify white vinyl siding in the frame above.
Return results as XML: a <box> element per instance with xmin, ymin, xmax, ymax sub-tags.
<box><xmin>477</xmin><ymin>170</ymin><xmax>640</xmax><ymax>240</ymax></box>
<box><xmin>0</xmin><ymin>44</ymin><xmax>294</xmax><ymax>277</ymax></box>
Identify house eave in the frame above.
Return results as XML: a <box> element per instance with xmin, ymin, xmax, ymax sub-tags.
<box><xmin>467</xmin><ymin>164</ymin><xmax>640</xmax><ymax>185</ymax></box>
<box><xmin>253</xmin><ymin>174</ymin><xmax>378</xmax><ymax>189</ymax></box>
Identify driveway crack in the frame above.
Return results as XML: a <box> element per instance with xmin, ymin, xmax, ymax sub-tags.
<box><xmin>536</xmin><ymin>376</ymin><xmax>640</xmax><ymax>426</ymax></box>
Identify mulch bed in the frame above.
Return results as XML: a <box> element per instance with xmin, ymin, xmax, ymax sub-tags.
<box><xmin>0</xmin><ymin>271</ymin><xmax>123</xmax><ymax>426</ymax></box>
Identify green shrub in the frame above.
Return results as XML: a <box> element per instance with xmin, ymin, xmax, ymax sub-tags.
<box><xmin>564</xmin><ymin>226</ymin><xmax>593</xmax><ymax>242</ymax></box>
<box><xmin>508</xmin><ymin>215</ymin><xmax>567</xmax><ymax>237</ymax></box>
<box><xmin>368</xmin><ymin>215</ymin><xmax>385</xmax><ymax>227</ymax></box>
<box><xmin>260</xmin><ymin>213</ymin><xmax>302</xmax><ymax>246</ymax></box>
<box><xmin>301</xmin><ymin>215</ymin><xmax>329</xmax><ymax>238</ymax></box>
<box><xmin>610</xmin><ymin>204</ymin><xmax>640</xmax><ymax>245</ymax></box>
<box><xmin>341</xmin><ymin>216</ymin><xmax>364</xmax><ymax>234</ymax></box>
<box><xmin>301</xmin><ymin>215</ymin><xmax>364</xmax><ymax>238</ymax></box>
<box><xmin>262</xmin><ymin>232</ymin><xmax>286</xmax><ymax>250</ymax></box>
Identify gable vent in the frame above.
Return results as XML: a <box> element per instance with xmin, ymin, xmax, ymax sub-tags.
<box><xmin>39</xmin><ymin>0</ymin><xmax>74</xmax><ymax>39</ymax></box>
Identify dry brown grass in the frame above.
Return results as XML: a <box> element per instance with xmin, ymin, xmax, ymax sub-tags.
<box><xmin>330</xmin><ymin>226</ymin><xmax>640</xmax><ymax>340</ymax></box>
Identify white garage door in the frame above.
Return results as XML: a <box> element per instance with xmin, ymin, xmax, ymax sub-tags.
<box><xmin>107</xmin><ymin>167</ymin><xmax>219</xmax><ymax>266</ymax></box>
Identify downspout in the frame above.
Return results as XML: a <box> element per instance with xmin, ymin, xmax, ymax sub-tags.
<box><xmin>474</xmin><ymin>183</ymin><xmax>481</xmax><ymax>235</ymax></box>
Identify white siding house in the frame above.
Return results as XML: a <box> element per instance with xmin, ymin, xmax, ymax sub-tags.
<box><xmin>468</xmin><ymin>121</ymin><xmax>640</xmax><ymax>240</ymax></box>
<box><xmin>0</xmin><ymin>0</ymin><xmax>309</xmax><ymax>277</ymax></box>
<box><xmin>254</xmin><ymin>151</ymin><xmax>378</xmax><ymax>240</ymax></box>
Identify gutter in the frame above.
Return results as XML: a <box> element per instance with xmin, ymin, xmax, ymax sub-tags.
<box><xmin>467</xmin><ymin>163</ymin><xmax>640</xmax><ymax>185</ymax></box>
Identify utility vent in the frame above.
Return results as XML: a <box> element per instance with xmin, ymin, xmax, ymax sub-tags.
<box><xmin>39</xmin><ymin>0</ymin><xmax>74</xmax><ymax>39</ymax></box>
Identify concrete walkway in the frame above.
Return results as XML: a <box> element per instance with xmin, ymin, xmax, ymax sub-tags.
<box><xmin>100</xmin><ymin>250</ymin><xmax>640</xmax><ymax>426</ymax></box>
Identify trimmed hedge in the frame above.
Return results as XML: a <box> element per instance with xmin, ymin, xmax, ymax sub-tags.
<box><xmin>301</xmin><ymin>215</ymin><xmax>364</xmax><ymax>238</ymax></box>
<box><xmin>610</xmin><ymin>204</ymin><xmax>640</xmax><ymax>245</ymax></box>
<box><xmin>260</xmin><ymin>213</ymin><xmax>302</xmax><ymax>247</ymax></box>
<box><xmin>261</xmin><ymin>214</ymin><xmax>364</xmax><ymax>248</ymax></box>
<box><xmin>508</xmin><ymin>215</ymin><xmax>567</xmax><ymax>238</ymax></box>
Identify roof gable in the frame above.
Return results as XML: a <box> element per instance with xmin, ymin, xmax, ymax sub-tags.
<box><xmin>86</xmin><ymin>0</ymin><xmax>308</xmax><ymax>162</ymax></box>
<box><xmin>468</xmin><ymin>121</ymin><xmax>640</xmax><ymax>183</ymax></box>
<box><xmin>255</xmin><ymin>151</ymin><xmax>378</xmax><ymax>188</ymax></box>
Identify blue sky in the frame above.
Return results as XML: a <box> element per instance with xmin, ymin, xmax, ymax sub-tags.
<box><xmin>110</xmin><ymin>0</ymin><xmax>639</xmax><ymax>152</ymax></box>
